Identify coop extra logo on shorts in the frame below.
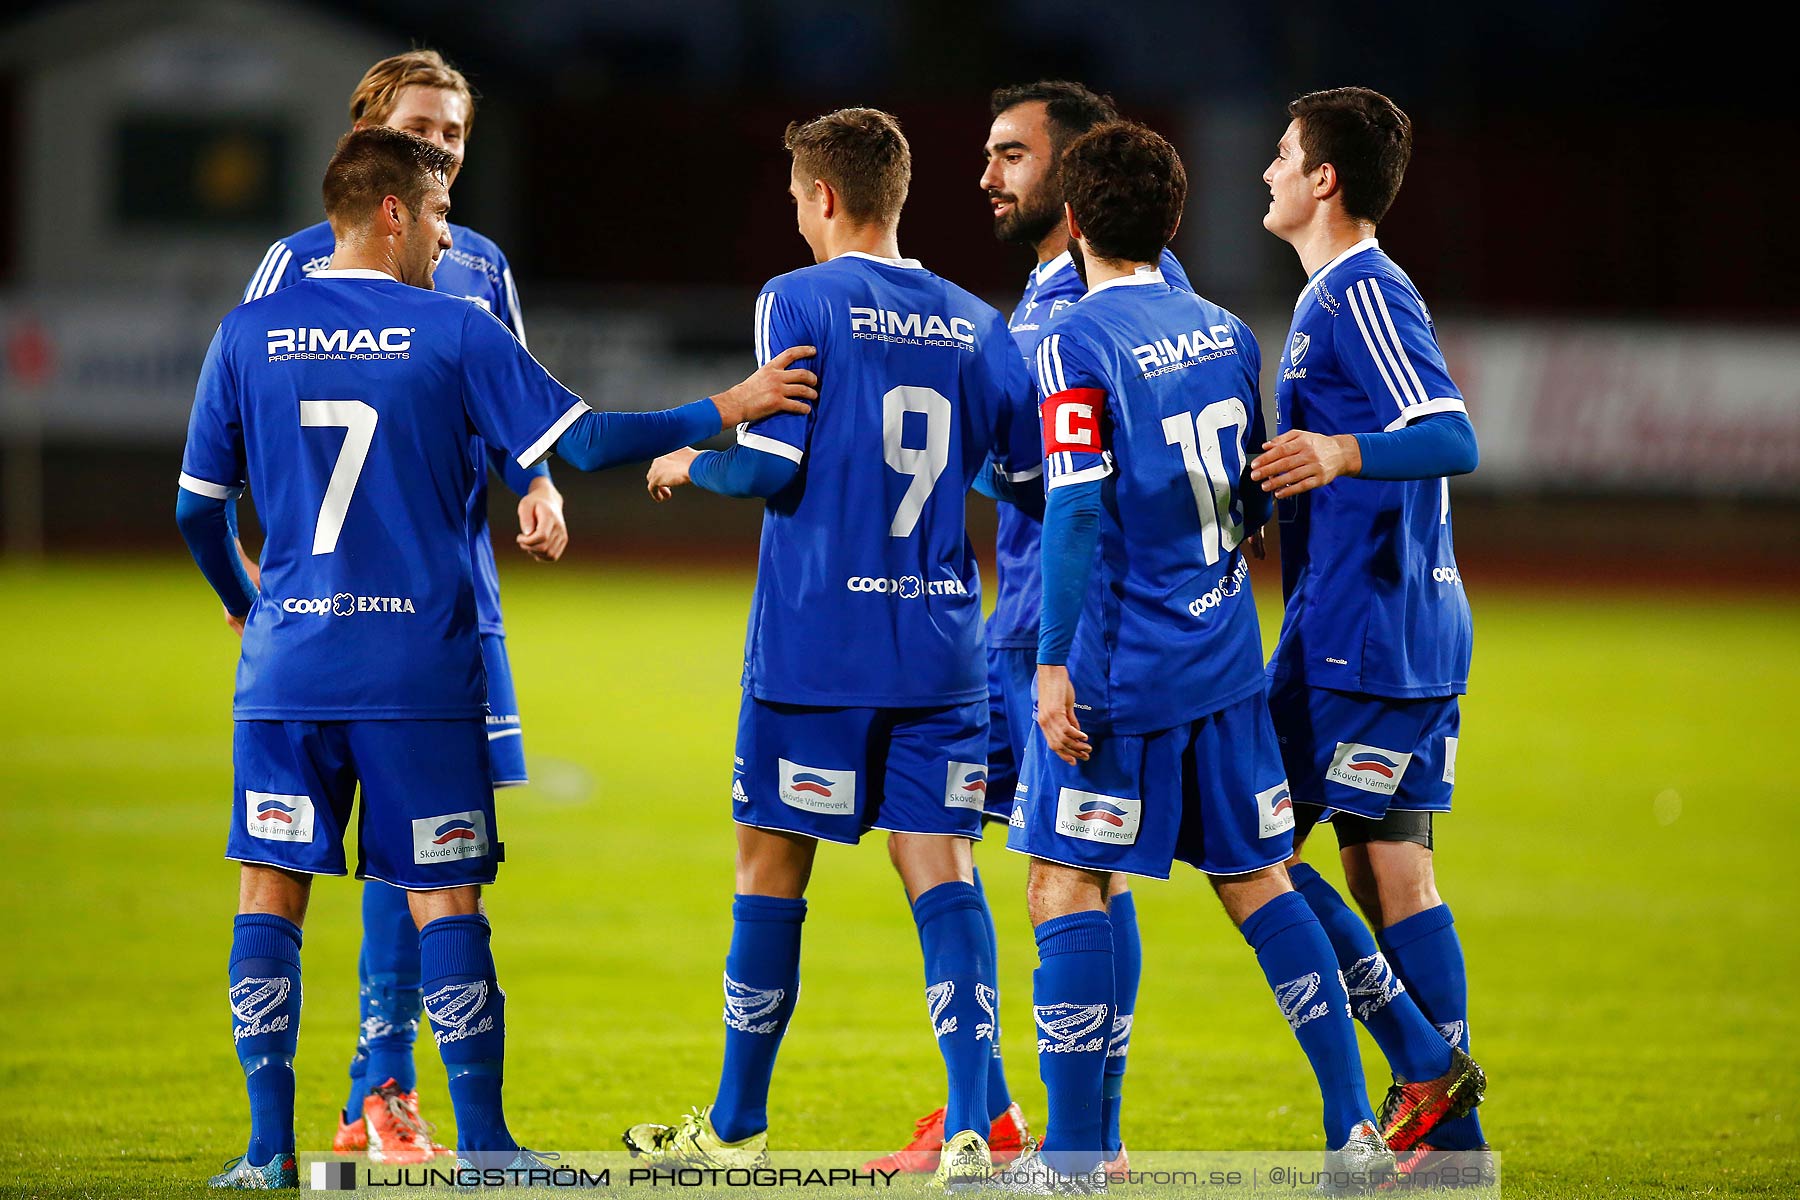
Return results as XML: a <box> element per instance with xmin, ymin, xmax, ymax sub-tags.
<box><xmin>1055</xmin><ymin>787</ymin><xmax>1142</xmax><ymax>845</ymax></box>
<box><xmin>411</xmin><ymin>811</ymin><xmax>491</xmax><ymax>864</ymax></box>
<box><xmin>280</xmin><ymin>593</ymin><xmax>417</xmax><ymax>616</ymax></box>
<box><xmin>1326</xmin><ymin>742</ymin><xmax>1415</xmax><ymax>797</ymax></box>
<box><xmin>245</xmin><ymin>790</ymin><xmax>316</xmax><ymax>843</ymax></box>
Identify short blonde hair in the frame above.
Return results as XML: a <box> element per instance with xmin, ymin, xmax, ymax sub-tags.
<box><xmin>783</xmin><ymin>108</ymin><xmax>910</xmax><ymax>225</ymax></box>
<box><xmin>348</xmin><ymin>49</ymin><xmax>477</xmax><ymax>135</ymax></box>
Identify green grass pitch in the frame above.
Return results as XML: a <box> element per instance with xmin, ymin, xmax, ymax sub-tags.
<box><xmin>1</xmin><ymin>559</ymin><xmax>1795</xmax><ymax>1197</ymax></box>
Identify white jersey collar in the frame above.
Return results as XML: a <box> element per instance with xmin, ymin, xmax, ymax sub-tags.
<box><xmin>1031</xmin><ymin>251</ymin><xmax>1074</xmax><ymax>288</ymax></box>
<box><xmin>837</xmin><ymin>249</ymin><xmax>926</xmax><ymax>271</ymax></box>
<box><xmin>308</xmin><ymin>267</ymin><xmax>398</xmax><ymax>281</ymax></box>
<box><xmin>1299</xmin><ymin>237</ymin><xmax>1380</xmax><ymax>303</ymax></box>
<box><xmin>1083</xmin><ymin>263</ymin><xmax>1165</xmax><ymax>299</ymax></box>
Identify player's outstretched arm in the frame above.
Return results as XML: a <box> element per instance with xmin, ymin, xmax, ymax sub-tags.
<box><xmin>552</xmin><ymin>345</ymin><xmax>817</xmax><ymax>473</ymax></box>
<box><xmin>646</xmin><ymin>442</ymin><xmax>799</xmax><ymax>503</ymax></box>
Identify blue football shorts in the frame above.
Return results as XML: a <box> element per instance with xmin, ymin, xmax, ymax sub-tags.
<box><xmin>228</xmin><ymin>718</ymin><xmax>499</xmax><ymax>890</ymax></box>
<box><xmin>1266</xmin><ymin>678</ymin><xmax>1461</xmax><ymax>821</ymax></box>
<box><xmin>1007</xmin><ymin>689</ymin><xmax>1295</xmax><ymax>879</ymax></box>
<box><xmin>480</xmin><ymin>632</ymin><xmax>528</xmax><ymax>788</ymax></box>
<box><xmin>982</xmin><ymin>644</ymin><xmax>1037</xmax><ymax>825</ymax></box>
<box><xmin>732</xmin><ymin>696</ymin><xmax>990</xmax><ymax>845</ymax></box>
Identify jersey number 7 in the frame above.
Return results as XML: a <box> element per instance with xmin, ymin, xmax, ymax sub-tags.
<box><xmin>300</xmin><ymin>400</ymin><xmax>379</xmax><ymax>555</ymax></box>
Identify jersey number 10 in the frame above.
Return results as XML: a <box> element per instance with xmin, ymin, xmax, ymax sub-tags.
<box><xmin>1161</xmin><ymin>398</ymin><xmax>1248</xmax><ymax>566</ymax></box>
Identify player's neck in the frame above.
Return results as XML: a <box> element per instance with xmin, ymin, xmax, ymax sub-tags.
<box><xmin>824</xmin><ymin>222</ymin><xmax>902</xmax><ymax>264</ymax></box>
<box><xmin>329</xmin><ymin>238</ymin><xmax>403</xmax><ymax>281</ymax></box>
<box><xmin>1081</xmin><ymin>251</ymin><xmax>1153</xmax><ymax>291</ymax></box>
<box><xmin>1033</xmin><ymin>227</ymin><xmax>1071</xmax><ymax>266</ymax></box>
<box><xmin>1294</xmin><ymin>213</ymin><xmax>1377</xmax><ymax>279</ymax></box>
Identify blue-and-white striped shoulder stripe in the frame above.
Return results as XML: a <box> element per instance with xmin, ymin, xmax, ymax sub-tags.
<box><xmin>754</xmin><ymin>292</ymin><xmax>776</xmax><ymax>366</ymax></box>
<box><xmin>1045</xmin><ymin>449</ymin><xmax>1113</xmax><ymax>489</ymax></box>
<box><xmin>1345</xmin><ymin>277</ymin><xmax>1469</xmax><ymax>431</ymax></box>
<box><xmin>1034</xmin><ymin>332</ymin><xmax>1070</xmax><ymax>394</ymax></box>
<box><xmin>501</xmin><ymin>268</ymin><xmax>527</xmax><ymax>347</ymax></box>
<box><xmin>178</xmin><ymin>472</ymin><xmax>244</xmax><ymax>500</ymax></box>
<box><xmin>243</xmin><ymin>242</ymin><xmax>293</xmax><ymax>302</ymax></box>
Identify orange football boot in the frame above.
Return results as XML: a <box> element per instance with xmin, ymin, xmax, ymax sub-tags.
<box><xmin>363</xmin><ymin>1078</ymin><xmax>452</xmax><ymax>1163</ymax></box>
<box><xmin>862</xmin><ymin>1101</ymin><xmax>1029</xmax><ymax>1173</ymax></box>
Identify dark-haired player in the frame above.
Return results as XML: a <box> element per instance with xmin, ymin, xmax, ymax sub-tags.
<box><xmin>1253</xmin><ymin>85</ymin><xmax>1489</xmax><ymax>1174</ymax></box>
<box><xmin>179</xmin><ymin>127</ymin><xmax>813</xmax><ymax>1188</ymax></box>
<box><xmin>239</xmin><ymin>50</ymin><xmax>560</xmax><ymax>1161</ymax></box>
<box><xmin>998</xmin><ymin>121</ymin><xmax>1391</xmax><ymax>1194</ymax></box>
<box><xmin>629</xmin><ymin>107</ymin><xmax>1043</xmax><ymax>1190</ymax></box>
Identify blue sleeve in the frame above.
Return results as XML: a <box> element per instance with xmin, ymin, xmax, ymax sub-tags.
<box><xmin>986</xmin><ymin>461</ymin><xmax>1046</xmax><ymax>519</ymax></box>
<box><xmin>1037</xmin><ymin>476</ymin><xmax>1102</xmax><ymax>665</ymax></box>
<box><xmin>486</xmin><ymin>441</ymin><xmax>550</xmax><ymax>496</ymax></box>
<box><xmin>689</xmin><ymin>443</ymin><xmax>802</xmax><ymax>498</ymax></box>
<box><xmin>241</xmin><ymin>239</ymin><xmax>301</xmax><ymax>303</ymax></box>
<box><xmin>179</xmin><ymin>326</ymin><xmax>248</xmax><ymax>501</ymax></box>
<box><xmin>1242</xmin><ymin>400</ymin><xmax>1274</xmax><ymax>532</ymax></box>
<box><xmin>1334</xmin><ymin>274</ymin><xmax>1467</xmax><ymax>431</ymax></box>
<box><xmin>984</xmin><ymin>321</ymin><xmax>1045</xmax><ymax>489</ymax></box>
<box><xmin>554</xmin><ymin>400</ymin><xmax>721</xmax><ymax>471</ymax></box>
<box><xmin>176</xmin><ymin>490</ymin><xmax>257</xmax><ymax>615</ymax></box>
<box><xmin>970</xmin><ymin>457</ymin><xmax>1001</xmax><ymax>501</ymax></box>
<box><xmin>1353</xmin><ymin>411</ymin><xmax>1478</xmax><ymax>480</ymax></box>
<box><xmin>735</xmin><ymin>284</ymin><xmax>815</xmax><ymax>464</ymax></box>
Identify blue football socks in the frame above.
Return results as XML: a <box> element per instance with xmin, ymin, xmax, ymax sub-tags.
<box><xmin>1381</xmin><ymin>904</ymin><xmax>1486</xmax><ymax>1149</ymax></box>
<box><xmin>710</xmin><ymin>894</ymin><xmax>806</xmax><ymax>1143</ymax></box>
<box><xmin>419</xmin><ymin>914</ymin><xmax>514</xmax><ymax>1160</ymax></box>
<box><xmin>1033</xmin><ymin>910</ymin><xmax>1113</xmax><ymax>1177</ymax></box>
<box><xmin>912</xmin><ymin>881</ymin><xmax>996</xmax><ymax>1143</ymax></box>
<box><xmin>1289</xmin><ymin>863</ymin><xmax>1453</xmax><ymax>1083</ymax></box>
<box><xmin>1240</xmin><ymin>891</ymin><xmax>1375</xmax><ymax>1147</ymax></box>
<box><xmin>229</xmin><ymin>913</ymin><xmax>302</xmax><ymax>1167</ymax></box>
<box><xmin>345</xmin><ymin>880</ymin><xmax>422</xmax><ymax>1121</ymax></box>
<box><xmin>971</xmin><ymin>868</ymin><xmax>1015</xmax><ymax>1123</ymax></box>
<box><xmin>1100</xmin><ymin>889</ymin><xmax>1141</xmax><ymax>1158</ymax></box>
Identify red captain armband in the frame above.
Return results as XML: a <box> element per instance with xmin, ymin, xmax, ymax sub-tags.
<box><xmin>1041</xmin><ymin>388</ymin><xmax>1107</xmax><ymax>454</ymax></box>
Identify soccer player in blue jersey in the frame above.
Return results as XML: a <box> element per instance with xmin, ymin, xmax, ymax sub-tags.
<box><xmin>239</xmin><ymin>51</ymin><xmax>564</xmax><ymax>1161</ymax></box>
<box><xmin>1000</xmin><ymin>121</ymin><xmax>1392</xmax><ymax>1194</ymax></box>
<box><xmin>629</xmin><ymin>108</ymin><xmax>1043</xmax><ymax>1190</ymax></box>
<box><xmin>178</xmin><ymin>127</ymin><xmax>815</xmax><ymax>1188</ymax></box>
<box><xmin>1250</xmin><ymin>87</ymin><xmax>1490</xmax><ymax>1175</ymax></box>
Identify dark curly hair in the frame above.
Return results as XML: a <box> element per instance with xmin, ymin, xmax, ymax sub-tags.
<box><xmin>1287</xmin><ymin>87</ymin><xmax>1412</xmax><ymax>224</ymax></box>
<box><xmin>1059</xmin><ymin>121</ymin><xmax>1186</xmax><ymax>264</ymax></box>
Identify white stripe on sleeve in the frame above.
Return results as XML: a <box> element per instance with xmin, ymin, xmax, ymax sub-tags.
<box><xmin>243</xmin><ymin>244</ymin><xmax>280</xmax><ymax>302</ymax></box>
<box><xmin>737</xmin><ymin>425</ymin><xmax>805</xmax><ymax>463</ymax></box>
<box><xmin>1368</xmin><ymin>282</ymin><xmax>1430</xmax><ymax>406</ymax></box>
<box><xmin>178</xmin><ymin>472</ymin><xmax>244</xmax><ymax>500</ymax></box>
<box><xmin>1347</xmin><ymin>280</ymin><xmax>1418</xmax><ymax>410</ymax></box>
<box><xmin>755</xmin><ymin>293</ymin><xmax>773</xmax><ymax>365</ymax></box>
<box><xmin>1381</xmin><ymin>396</ymin><xmax>1468</xmax><ymax>432</ymax></box>
<box><xmin>516</xmin><ymin>399</ymin><xmax>594</xmax><ymax>468</ymax></box>
<box><xmin>502</xmin><ymin>268</ymin><xmax>527</xmax><ymax>347</ymax></box>
<box><xmin>252</xmin><ymin>248</ymin><xmax>293</xmax><ymax>300</ymax></box>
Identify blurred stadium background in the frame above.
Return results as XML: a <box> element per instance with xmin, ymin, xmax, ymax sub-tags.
<box><xmin>0</xmin><ymin>1</ymin><xmax>1794</xmax><ymax>1196</ymax></box>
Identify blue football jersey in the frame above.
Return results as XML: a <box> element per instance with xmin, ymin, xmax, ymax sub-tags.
<box><xmin>991</xmin><ymin>248</ymin><xmax>1190</xmax><ymax>649</ymax></box>
<box><xmin>735</xmin><ymin>251</ymin><xmax>1043</xmax><ymax>707</ymax></box>
<box><xmin>1268</xmin><ymin>238</ymin><xmax>1472</xmax><ymax>698</ymax></box>
<box><xmin>181</xmin><ymin>269</ymin><xmax>589</xmax><ymax>719</ymax></box>
<box><xmin>1035</xmin><ymin>266</ymin><xmax>1268</xmax><ymax>734</ymax></box>
<box><xmin>243</xmin><ymin>221</ymin><xmax>529</xmax><ymax>636</ymax></box>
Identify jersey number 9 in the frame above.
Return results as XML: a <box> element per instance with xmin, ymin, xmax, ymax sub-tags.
<box><xmin>882</xmin><ymin>385</ymin><xmax>951</xmax><ymax>538</ymax></box>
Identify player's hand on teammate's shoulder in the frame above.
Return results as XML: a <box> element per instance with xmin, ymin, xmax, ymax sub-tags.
<box><xmin>1250</xmin><ymin>429</ymin><xmax>1363</xmax><ymax>499</ymax></box>
<box><xmin>1036</xmin><ymin>664</ymin><xmax>1092</xmax><ymax>764</ymax></box>
<box><xmin>646</xmin><ymin>447</ymin><xmax>700</xmax><ymax>502</ymax></box>
<box><xmin>709</xmin><ymin>345</ymin><xmax>818</xmax><ymax>428</ymax></box>
<box><xmin>515</xmin><ymin>478</ymin><xmax>568</xmax><ymax>562</ymax></box>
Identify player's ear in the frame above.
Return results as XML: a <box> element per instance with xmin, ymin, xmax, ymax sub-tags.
<box><xmin>1063</xmin><ymin>202</ymin><xmax>1081</xmax><ymax>243</ymax></box>
<box><xmin>1313</xmin><ymin>161</ymin><xmax>1340</xmax><ymax>202</ymax></box>
<box><xmin>816</xmin><ymin>178</ymin><xmax>835</xmax><ymax>220</ymax></box>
